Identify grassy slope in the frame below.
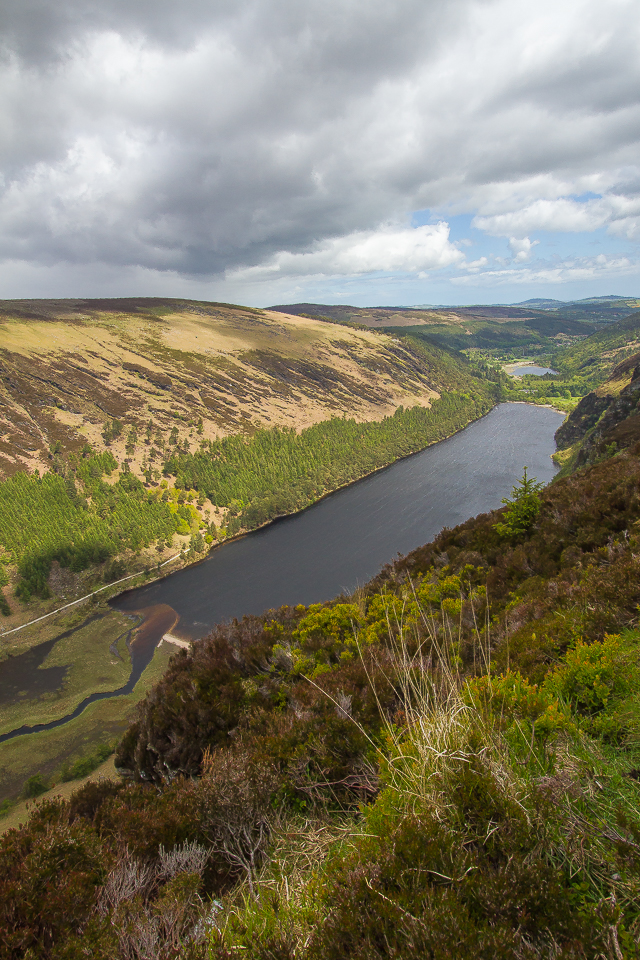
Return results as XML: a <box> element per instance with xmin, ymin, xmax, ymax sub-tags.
<box><xmin>2</xmin><ymin>416</ymin><xmax>640</xmax><ymax>956</ymax></box>
<box><xmin>0</xmin><ymin>297</ymin><xmax>456</xmax><ymax>479</ymax></box>
<box><xmin>551</xmin><ymin>310</ymin><xmax>640</xmax><ymax>383</ymax></box>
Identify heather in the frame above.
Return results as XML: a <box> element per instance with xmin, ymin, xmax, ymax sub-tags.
<box><xmin>2</xmin><ymin>436</ymin><xmax>640</xmax><ymax>957</ymax></box>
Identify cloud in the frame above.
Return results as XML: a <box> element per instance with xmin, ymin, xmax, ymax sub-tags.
<box><xmin>0</xmin><ymin>0</ymin><xmax>638</xmax><ymax>296</ymax></box>
<box><xmin>451</xmin><ymin>254</ymin><xmax>639</xmax><ymax>286</ymax></box>
<box><xmin>474</xmin><ymin>195</ymin><xmax>640</xmax><ymax>240</ymax></box>
<box><xmin>508</xmin><ymin>237</ymin><xmax>539</xmax><ymax>262</ymax></box>
<box><xmin>228</xmin><ymin>223</ymin><xmax>464</xmax><ymax>280</ymax></box>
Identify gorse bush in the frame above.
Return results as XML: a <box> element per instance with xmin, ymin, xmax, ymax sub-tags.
<box><xmin>3</xmin><ymin>434</ymin><xmax>640</xmax><ymax>957</ymax></box>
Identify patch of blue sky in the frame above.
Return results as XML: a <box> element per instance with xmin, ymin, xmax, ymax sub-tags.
<box><xmin>253</xmin><ymin>209</ymin><xmax>640</xmax><ymax>308</ymax></box>
<box><xmin>412</xmin><ymin>207</ymin><xmax>635</xmax><ymax>264</ymax></box>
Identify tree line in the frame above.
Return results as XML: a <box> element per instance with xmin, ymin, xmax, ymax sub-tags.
<box><xmin>164</xmin><ymin>390</ymin><xmax>493</xmax><ymax>535</ymax></box>
<box><xmin>0</xmin><ymin>389</ymin><xmax>493</xmax><ymax>601</ymax></box>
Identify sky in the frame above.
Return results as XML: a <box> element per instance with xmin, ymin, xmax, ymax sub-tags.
<box><xmin>0</xmin><ymin>0</ymin><xmax>639</xmax><ymax>308</ymax></box>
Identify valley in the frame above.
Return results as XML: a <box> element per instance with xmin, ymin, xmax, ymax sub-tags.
<box><xmin>0</xmin><ymin>296</ymin><xmax>495</xmax><ymax>808</ymax></box>
<box><xmin>3</xmin><ymin>326</ymin><xmax>640</xmax><ymax>956</ymax></box>
<box><xmin>3</xmin><ymin>296</ymin><xmax>640</xmax><ymax>958</ymax></box>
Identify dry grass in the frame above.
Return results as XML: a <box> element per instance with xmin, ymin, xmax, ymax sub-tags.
<box><xmin>0</xmin><ymin>300</ymin><xmax>438</xmax><ymax>479</ymax></box>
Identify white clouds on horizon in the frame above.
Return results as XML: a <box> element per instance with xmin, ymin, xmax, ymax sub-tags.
<box><xmin>227</xmin><ymin>222</ymin><xmax>464</xmax><ymax>281</ymax></box>
<box><xmin>0</xmin><ymin>0</ymin><xmax>638</xmax><ymax>298</ymax></box>
<box><xmin>474</xmin><ymin>195</ymin><xmax>640</xmax><ymax>242</ymax></box>
<box><xmin>451</xmin><ymin>254</ymin><xmax>639</xmax><ymax>287</ymax></box>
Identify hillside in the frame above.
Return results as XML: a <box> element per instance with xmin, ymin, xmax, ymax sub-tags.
<box><xmin>2</xmin><ymin>396</ymin><xmax>640</xmax><ymax>957</ymax></box>
<box><xmin>0</xmin><ymin>297</ymin><xmax>462</xmax><ymax>480</ymax></box>
<box><xmin>551</xmin><ymin>310</ymin><xmax>640</xmax><ymax>383</ymax></box>
<box><xmin>270</xmin><ymin>301</ymin><xmax>593</xmax><ymax>354</ymax></box>
<box><xmin>0</xmin><ymin>298</ymin><xmax>492</xmax><ymax>607</ymax></box>
<box><xmin>554</xmin><ymin>350</ymin><xmax>640</xmax><ymax>474</ymax></box>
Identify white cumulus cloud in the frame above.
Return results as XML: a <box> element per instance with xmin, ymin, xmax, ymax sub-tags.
<box><xmin>229</xmin><ymin>223</ymin><xmax>464</xmax><ymax>280</ymax></box>
<box><xmin>0</xmin><ymin>0</ymin><xmax>638</xmax><ymax>297</ymax></box>
<box><xmin>474</xmin><ymin>195</ymin><xmax>640</xmax><ymax>241</ymax></box>
<box><xmin>508</xmin><ymin>237</ymin><xmax>539</xmax><ymax>262</ymax></box>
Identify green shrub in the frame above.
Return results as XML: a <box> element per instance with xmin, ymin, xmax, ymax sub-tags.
<box><xmin>544</xmin><ymin>632</ymin><xmax>640</xmax><ymax>740</ymax></box>
<box><xmin>494</xmin><ymin>467</ymin><xmax>544</xmax><ymax>540</ymax></box>
<box><xmin>60</xmin><ymin>743</ymin><xmax>115</xmax><ymax>783</ymax></box>
<box><xmin>22</xmin><ymin>774</ymin><xmax>50</xmax><ymax>799</ymax></box>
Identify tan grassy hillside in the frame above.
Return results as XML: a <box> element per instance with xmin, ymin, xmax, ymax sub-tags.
<box><xmin>270</xmin><ymin>301</ymin><xmax>593</xmax><ymax>353</ymax></box>
<box><xmin>0</xmin><ymin>297</ymin><xmax>442</xmax><ymax>479</ymax></box>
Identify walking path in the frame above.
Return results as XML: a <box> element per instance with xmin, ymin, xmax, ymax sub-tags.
<box><xmin>0</xmin><ymin>553</ymin><xmax>182</xmax><ymax>639</ymax></box>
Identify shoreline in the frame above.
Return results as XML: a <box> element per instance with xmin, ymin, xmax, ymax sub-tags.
<box><xmin>0</xmin><ymin>399</ymin><xmax>559</xmax><ymax>752</ymax></box>
<box><xmin>111</xmin><ymin>399</ymin><xmax>499</xmax><ymax>609</ymax></box>
<box><xmin>2</xmin><ymin>396</ymin><xmax>503</xmax><ymax>641</ymax></box>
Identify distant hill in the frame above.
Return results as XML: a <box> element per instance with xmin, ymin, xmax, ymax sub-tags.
<box><xmin>512</xmin><ymin>295</ymin><xmax>640</xmax><ymax>324</ymax></box>
<box><xmin>551</xmin><ymin>310</ymin><xmax>640</xmax><ymax>383</ymax></box>
<box><xmin>269</xmin><ymin>301</ymin><xmax>593</xmax><ymax>353</ymax></box>
<box><xmin>513</xmin><ymin>298</ymin><xmax>566</xmax><ymax>309</ymax></box>
<box><xmin>0</xmin><ymin>297</ymin><xmax>463</xmax><ymax>479</ymax></box>
<box><xmin>272</xmin><ymin>297</ymin><xmax>640</xmax><ymax>333</ymax></box>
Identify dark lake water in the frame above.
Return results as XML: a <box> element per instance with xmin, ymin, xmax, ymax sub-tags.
<box><xmin>2</xmin><ymin>403</ymin><xmax>564</xmax><ymax>740</ymax></box>
<box><xmin>510</xmin><ymin>365</ymin><xmax>558</xmax><ymax>377</ymax></box>
<box><xmin>113</xmin><ymin>403</ymin><xmax>564</xmax><ymax>640</ymax></box>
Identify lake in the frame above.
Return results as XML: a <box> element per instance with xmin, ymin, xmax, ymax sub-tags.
<box><xmin>1</xmin><ymin>402</ymin><xmax>564</xmax><ymax>741</ymax></box>
<box><xmin>113</xmin><ymin>402</ymin><xmax>564</xmax><ymax>639</ymax></box>
<box><xmin>510</xmin><ymin>365</ymin><xmax>559</xmax><ymax>377</ymax></box>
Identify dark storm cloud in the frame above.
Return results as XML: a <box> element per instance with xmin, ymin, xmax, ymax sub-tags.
<box><xmin>0</xmin><ymin>0</ymin><xmax>638</xmax><ymax>291</ymax></box>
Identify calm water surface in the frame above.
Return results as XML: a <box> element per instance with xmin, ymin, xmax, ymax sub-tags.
<box><xmin>2</xmin><ymin>403</ymin><xmax>564</xmax><ymax>740</ymax></box>
<box><xmin>114</xmin><ymin>403</ymin><xmax>564</xmax><ymax>639</ymax></box>
<box><xmin>510</xmin><ymin>365</ymin><xmax>559</xmax><ymax>377</ymax></box>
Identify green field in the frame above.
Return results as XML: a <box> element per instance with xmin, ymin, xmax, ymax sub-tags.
<box><xmin>0</xmin><ymin>640</ymin><xmax>174</xmax><ymax>805</ymax></box>
<box><xmin>0</xmin><ymin>609</ymin><xmax>134</xmax><ymax>736</ymax></box>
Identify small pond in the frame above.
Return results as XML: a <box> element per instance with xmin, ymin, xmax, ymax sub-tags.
<box><xmin>510</xmin><ymin>365</ymin><xmax>559</xmax><ymax>377</ymax></box>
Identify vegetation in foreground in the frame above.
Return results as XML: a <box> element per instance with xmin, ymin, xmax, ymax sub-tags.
<box><xmin>2</xmin><ymin>374</ymin><xmax>640</xmax><ymax>957</ymax></box>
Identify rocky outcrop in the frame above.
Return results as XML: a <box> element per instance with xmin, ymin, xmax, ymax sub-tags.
<box><xmin>554</xmin><ymin>391</ymin><xmax>610</xmax><ymax>449</ymax></box>
<box><xmin>555</xmin><ymin>352</ymin><xmax>640</xmax><ymax>467</ymax></box>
